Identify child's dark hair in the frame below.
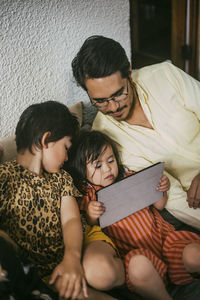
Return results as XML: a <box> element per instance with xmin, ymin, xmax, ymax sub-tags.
<box><xmin>68</xmin><ymin>130</ymin><xmax>125</xmax><ymax>193</ymax></box>
<box><xmin>15</xmin><ymin>101</ymin><xmax>80</xmax><ymax>153</ymax></box>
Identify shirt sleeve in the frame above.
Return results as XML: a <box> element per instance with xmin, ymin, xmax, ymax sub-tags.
<box><xmin>164</xmin><ymin>62</ymin><xmax>200</xmax><ymax>119</ymax></box>
<box><xmin>60</xmin><ymin>170</ymin><xmax>82</xmax><ymax>198</ymax></box>
<box><xmin>78</xmin><ymin>186</ymin><xmax>96</xmax><ymax>211</ymax></box>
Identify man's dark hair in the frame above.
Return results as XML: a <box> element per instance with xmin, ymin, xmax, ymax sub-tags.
<box><xmin>67</xmin><ymin>129</ymin><xmax>125</xmax><ymax>193</ymax></box>
<box><xmin>15</xmin><ymin>100</ymin><xmax>80</xmax><ymax>153</ymax></box>
<box><xmin>72</xmin><ymin>35</ymin><xmax>131</xmax><ymax>91</ymax></box>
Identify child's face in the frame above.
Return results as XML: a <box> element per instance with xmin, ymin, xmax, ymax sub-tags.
<box><xmin>86</xmin><ymin>145</ymin><xmax>118</xmax><ymax>187</ymax></box>
<box><xmin>42</xmin><ymin>136</ymin><xmax>71</xmax><ymax>173</ymax></box>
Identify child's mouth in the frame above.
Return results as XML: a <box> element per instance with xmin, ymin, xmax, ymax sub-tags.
<box><xmin>105</xmin><ymin>175</ymin><xmax>114</xmax><ymax>181</ymax></box>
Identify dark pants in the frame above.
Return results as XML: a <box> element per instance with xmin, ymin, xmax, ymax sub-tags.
<box><xmin>0</xmin><ymin>236</ymin><xmax>58</xmax><ymax>300</ymax></box>
<box><xmin>107</xmin><ymin>281</ymin><xmax>200</xmax><ymax>300</ymax></box>
<box><xmin>160</xmin><ymin>208</ymin><xmax>200</xmax><ymax>234</ymax></box>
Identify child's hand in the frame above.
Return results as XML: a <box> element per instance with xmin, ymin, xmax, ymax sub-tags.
<box><xmin>157</xmin><ymin>175</ymin><xmax>170</xmax><ymax>192</ymax></box>
<box><xmin>87</xmin><ymin>200</ymin><xmax>105</xmax><ymax>224</ymax></box>
<box><xmin>49</xmin><ymin>252</ymin><xmax>88</xmax><ymax>300</ymax></box>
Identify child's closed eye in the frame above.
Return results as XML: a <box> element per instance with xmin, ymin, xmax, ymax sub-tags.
<box><xmin>95</xmin><ymin>163</ymin><xmax>101</xmax><ymax>169</ymax></box>
<box><xmin>108</xmin><ymin>159</ymin><xmax>114</xmax><ymax>164</ymax></box>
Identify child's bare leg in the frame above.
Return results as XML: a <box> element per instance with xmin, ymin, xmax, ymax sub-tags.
<box><xmin>182</xmin><ymin>243</ymin><xmax>200</xmax><ymax>273</ymax></box>
<box><xmin>83</xmin><ymin>240</ymin><xmax>125</xmax><ymax>290</ymax></box>
<box><xmin>128</xmin><ymin>255</ymin><xmax>172</xmax><ymax>300</ymax></box>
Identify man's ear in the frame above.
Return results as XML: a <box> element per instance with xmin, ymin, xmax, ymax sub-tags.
<box><xmin>41</xmin><ymin>132</ymin><xmax>51</xmax><ymax>148</ymax></box>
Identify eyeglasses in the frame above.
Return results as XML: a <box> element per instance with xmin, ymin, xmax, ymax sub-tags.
<box><xmin>89</xmin><ymin>79</ymin><xmax>129</xmax><ymax>110</ymax></box>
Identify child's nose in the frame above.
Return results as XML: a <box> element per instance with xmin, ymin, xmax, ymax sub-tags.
<box><xmin>103</xmin><ymin>163</ymin><xmax>111</xmax><ymax>172</ymax></box>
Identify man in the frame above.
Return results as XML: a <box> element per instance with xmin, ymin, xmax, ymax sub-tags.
<box><xmin>72</xmin><ymin>35</ymin><xmax>200</xmax><ymax>232</ymax></box>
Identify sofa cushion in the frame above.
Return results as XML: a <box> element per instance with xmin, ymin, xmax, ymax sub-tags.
<box><xmin>69</xmin><ymin>101</ymin><xmax>83</xmax><ymax>126</ymax></box>
<box><xmin>0</xmin><ymin>135</ymin><xmax>16</xmax><ymax>163</ymax></box>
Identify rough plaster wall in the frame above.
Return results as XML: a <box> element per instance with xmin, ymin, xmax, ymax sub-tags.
<box><xmin>0</xmin><ymin>0</ymin><xmax>130</xmax><ymax>138</ymax></box>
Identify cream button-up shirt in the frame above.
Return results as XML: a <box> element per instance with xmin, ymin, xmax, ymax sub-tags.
<box><xmin>93</xmin><ymin>62</ymin><xmax>200</xmax><ymax>229</ymax></box>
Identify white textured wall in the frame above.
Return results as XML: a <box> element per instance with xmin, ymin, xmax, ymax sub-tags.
<box><xmin>0</xmin><ymin>0</ymin><xmax>130</xmax><ymax>139</ymax></box>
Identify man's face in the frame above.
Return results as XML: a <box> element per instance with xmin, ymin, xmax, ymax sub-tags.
<box><xmin>85</xmin><ymin>71</ymin><xmax>135</xmax><ymax>121</ymax></box>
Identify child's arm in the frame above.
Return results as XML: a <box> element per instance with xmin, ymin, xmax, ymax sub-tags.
<box><xmin>87</xmin><ymin>200</ymin><xmax>105</xmax><ymax>225</ymax></box>
<box><xmin>49</xmin><ymin>195</ymin><xmax>88</xmax><ymax>300</ymax></box>
<box><xmin>153</xmin><ymin>175</ymin><xmax>170</xmax><ymax>211</ymax></box>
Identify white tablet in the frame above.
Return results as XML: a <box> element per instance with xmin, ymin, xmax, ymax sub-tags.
<box><xmin>97</xmin><ymin>162</ymin><xmax>164</xmax><ymax>228</ymax></box>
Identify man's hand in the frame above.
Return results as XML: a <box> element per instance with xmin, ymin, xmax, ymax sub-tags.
<box><xmin>87</xmin><ymin>200</ymin><xmax>105</xmax><ymax>224</ymax></box>
<box><xmin>187</xmin><ymin>173</ymin><xmax>200</xmax><ymax>209</ymax></box>
<box><xmin>49</xmin><ymin>253</ymin><xmax>88</xmax><ymax>300</ymax></box>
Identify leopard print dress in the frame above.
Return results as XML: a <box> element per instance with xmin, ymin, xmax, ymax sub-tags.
<box><xmin>0</xmin><ymin>160</ymin><xmax>85</xmax><ymax>279</ymax></box>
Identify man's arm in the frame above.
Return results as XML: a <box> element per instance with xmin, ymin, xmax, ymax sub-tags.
<box><xmin>187</xmin><ymin>174</ymin><xmax>200</xmax><ymax>209</ymax></box>
<box><xmin>170</xmin><ymin>64</ymin><xmax>200</xmax><ymax>209</ymax></box>
<box><xmin>164</xmin><ymin>171</ymin><xmax>200</xmax><ymax>230</ymax></box>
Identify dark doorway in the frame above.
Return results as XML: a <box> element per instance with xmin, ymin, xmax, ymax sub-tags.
<box><xmin>130</xmin><ymin>0</ymin><xmax>171</xmax><ymax>68</ymax></box>
<box><xmin>130</xmin><ymin>0</ymin><xmax>199</xmax><ymax>79</ymax></box>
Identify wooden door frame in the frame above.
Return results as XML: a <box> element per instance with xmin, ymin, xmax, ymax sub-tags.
<box><xmin>171</xmin><ymin>0</ymin><xmax>186</xmax><ymax>70</ymax></box>
<box><xmin>171</xmin><ymin>0</ymin><xmax>199</xmax><ymax>78</ymax></box>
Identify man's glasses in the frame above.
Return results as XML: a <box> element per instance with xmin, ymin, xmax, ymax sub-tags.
<box><xmin>90</xmin><ymin>79</ymin><xmax>129</xmax><ymax>110</ymax></box>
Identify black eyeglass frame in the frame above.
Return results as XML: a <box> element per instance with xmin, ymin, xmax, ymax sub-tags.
<box><xmin>88</xmin><ymin>78</ymin><xmax>129</xmax><ymax>109</ymax></box>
